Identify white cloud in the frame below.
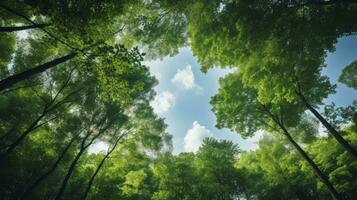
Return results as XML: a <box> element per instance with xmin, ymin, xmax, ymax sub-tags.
<box><xmin>171</xmin><ymin>65</ymin><xmax>202</xmax><ymax>91</ymax></box>
<box><xmin>184</xmin><ymin>121</ymin><xmax>213</xmax><ymax>152</ymax></box>
<box><xmin>150</xmin><ymin>91</ymin><xmax>175</xmax><ymax>114</ymax></box>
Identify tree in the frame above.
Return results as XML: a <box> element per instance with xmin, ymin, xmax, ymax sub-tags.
<box><xmin>211</xmin><ymin>72</ymin><xmax>341</xmax><ymax>199</ymax></box>
<box><xmin>323</xmin><ymin>100</ymin><xmax>357</xmax><ymax>129</ymax></box>
<box><xmin>235</xmin><ymin>123</ymin><xmax>357</xmax><ymax>200</ymax></box>
<box><xmin>115</xmin><ymin>0</ymin><xmax>190</xmax><ymax>59</ymax></box>
<box><xmin>184</xmin><ymin>0</ymin><xmax>357</xmax><ymax>158</ymax></box>
<box><xmin>82</xmin><ymin>102</ymin><xmax>170</xmax><ymax>200</ymax></box>
<box><xmin>53</xmin><ymin>97</ymin><xmax>128</xmax><ymax>200</ymax></box>
<box><xmin>0</xmin><ymin>68</ymin><xmax>79</xmax><ymax>159</ymax></box>
<box><xmin>304</xmin><ymin>124</ymin><xmax>357</xmax><ymax>199</ymax></box>
<box><xmin>236</xmin><ymin>135</ymin><xmax>321</xmax><ymax>200</ymax></box>
<box><xmin>152</xmin><ymin>153</ymin><xmax>198</xmax><ymax>200</ymax></box>
<box><xmin>195</xmin><ymin>138</ymin><xmax>243</xmax><ymax>200</ymax></box>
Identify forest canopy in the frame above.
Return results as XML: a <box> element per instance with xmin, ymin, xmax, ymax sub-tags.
<box><xmin>0</xmin><ymin>0</ymin><xmax>356</xmax><ymax>200</ymax></box>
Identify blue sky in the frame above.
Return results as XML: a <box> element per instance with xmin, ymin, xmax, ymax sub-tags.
<box><xmin>323</xmin><ymin>37</ymin><xmax>357</xmax><ymax>107</ymax></box>
<box><xmin>146</xmin><ymin>36</ymin><xmax>357</xmax><ymax>154</ymax></box>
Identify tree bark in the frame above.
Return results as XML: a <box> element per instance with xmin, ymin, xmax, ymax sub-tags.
<box><xmin>299</xmin><ymin>94</ymin><xmax>357</xmax><ymax>159</ymax></box>
<box><xmin>263</xmin><ymin>107</ymin><xmax>342</xmax><ymax>200</ymax></box>
<box><xmin>20</xmin><ymin>137</ymin><xmax>76</xmax><ymax>199</ymax></box>
<box><xmin>0</xmin><ymin>53</ymin><xmax>76</xmax><ymax>92</ymax></box>
<box><xmin>0</xmin><ymin>23</ymin><xmax>50</xmax><ymax>32</ymax></box>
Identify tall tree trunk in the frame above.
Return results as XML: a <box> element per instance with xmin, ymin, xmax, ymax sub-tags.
<box><xmin>82</xmin><ymin>135</ymin><xmax>123</xmax><ymax>200</ymax></box>
<box><xmin>19</xmin><ymin>137</ymin><xmax>76</xmax><ymax>199</ymax></box>
<box><xmin>82</xmin><ymin>152</ymin><xmax>110</xmax><ymax>200</ymax></box>
<box><xmin>0</xmin><ymin>23</ymin><xmax>50</xmax><ymax>32</ymax></box>
<box><xmin>263</xmin><ymin>106</ymin><xmax>342</xmax><ymax>200</ymax></box>
<box><xmin>0</xmin><ymin>53</ymin><xmax>76</xmax><ymax>92</ymax></box>
<box><xmin>299</xmin><ymin>94</ymin><xmax>357</xmax><ymax>159</ymax></box>
<box><xmin>55</xmin><ymin>110</ymin><xmax>119</xmax><ymax>200</ymax></box>
<box><xmin>54</xmin><ymin>147</ymin><xmax>86</xmax><ymax>200</ymax></box>
<box><xmin>54</xmin><ymin>130</ymin><xmax>98</xmax><ymax>200</ymax></box>
<box><xmin>279</xmin><ymin>126</ymin><xmax>341</xmax><ymax>200</ymax></box>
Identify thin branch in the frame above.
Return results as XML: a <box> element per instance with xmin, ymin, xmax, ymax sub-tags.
<box><xmin>0</xmin><ymin>83</ymin><xmax>41</xmax><ymax>95</ymax></box>
<box><xmin>0</xmin><ymin>4</ymin><xmax>79</xmax><ymax>51</ymax></box>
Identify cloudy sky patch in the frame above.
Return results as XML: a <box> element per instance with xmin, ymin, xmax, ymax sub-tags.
<box><xmin>184</xmin><ymin>121</ymin><xmax>213</xmax><ymax>152</ymax></box>
<box><xmin>150</xmin><ymin>91</ymin><xmax>175</xmax><ymax>115</ymax></box>
<box><xmin>171</xmin><ymin>65</ymin><xmax>202</xmax><ymax>92</ymax></box>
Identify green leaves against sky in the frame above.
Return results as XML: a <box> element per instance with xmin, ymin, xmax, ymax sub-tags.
<box><xmin>0</xmin><ymin>0</ymin><xmax>356</xmax><ymax>200</ymax></box>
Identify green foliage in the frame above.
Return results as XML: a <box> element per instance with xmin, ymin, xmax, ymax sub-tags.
<box><xmin>235</xmin><ymin>126</ymin><xmax>357</xmax><ymax>200</ymax></box>
<box><xmin>116</xmin><ymin>0</ymin><xmax>189</xmax><ymax>59</ymax></box>
<box><xmin>0</xmin><ymin>32</ymin><xmax>16</xmax><ymax>78</ymax></box>
<box><xmin>211</xmin><ymin>72</ymin><xmax>304</xmax><ymax>137</ymax></box>
<box><xmin>121</xmin><ymin>170</ymin><xmax>151</xmax><ymax>199</ymax></box>
<box><xmin>339</xmin><ymin>60</ymin><xmax>357</xmax><ymax>89</ymax></box>
<box><xmin>152</xmin><ymin>138</ymin><xmax>243</xmax><ymax>200</ymax></box>
<box><xmin>94</xmin><ymin>45</ymin><xmax>156</xmax><ymax>105</ymax></box>
<box><xmin>323</xmin><ymin>100</ymin><xmax>357</xmax><ymax>129</ymax></box>
<box><xmin>1</xmin><ymin>1</ymin><xmax>357</xmax><ymax>200</ymax></box>
<box><xmin>236</xmin><ymin>135</ymin><xmax>321</xmax><ymax>200</ymax></box>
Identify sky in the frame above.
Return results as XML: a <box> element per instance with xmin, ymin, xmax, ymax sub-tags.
<box><xmin>145</xmin><ymin>36</ymin><xmax>357</xmax><ymax>154</ymax></box>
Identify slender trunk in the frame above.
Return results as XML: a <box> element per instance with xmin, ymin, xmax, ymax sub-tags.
<box><xmin>299</xmin><ymin>94</ymin><xmax>357</xmax><ymax>159</ymax></box>
<box><xmin>82</xmin><ymin>153</ymin><xmax>109</xmax><ymax>200</ymax></box>
<box><xmin>0</xmin><ymin>53</ymin><xmax>76</xmax><ymax>92</ymax></box>
<box><xmin>0</xmin><ymin>111</ymin><xmax>46</xmax><ymax>159</ymax></box>
<box><xmin>0</xmin><ymin>77</ymin><xmax>77</xmax><ymax>159</ymax></box>
<box><xmin>262</xmin><ymin>105</ymin><xmax>341</xmax><ymax>200</ymax></box>
<box><xmin>0</xmin><ymin>23</ymin><xmax>50</xmax><ymax>32</ymax></box>
<box><xmin>54</xmin><ymin>147</ymin><xmax>86</xmax><ymax>200</ymax></box>
<box><xmin>82</xmin><ymin>135</ymin><xmax>123</xmax><ymax>200</ymax></box>
<box><xmin>55</xmin><ymin>130</ymin><xmax>97</xmax><ymax>200</ymax></box>
<box><xmin>55</xmin><ymin>110</ymin><xmax>120</xmax><ymax>200</ymax></box>
<box><xmin>279</xmin><ymin>126</ymin><xmax>341</xmax><ymax>200</ymax></box>
<box><xmin>20</xmin><ymin>137</ymin><xmax>76</xmax><ymax>199</ymax></box>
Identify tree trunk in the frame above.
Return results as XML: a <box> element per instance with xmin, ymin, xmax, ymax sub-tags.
<box><xmin>19</xmin><ymin>137</ymin><xmax>76</xmax><ymax>199</ymax></box>
<box><xmin>0</xmin><ymin>111</ymin><xmax>46</xmax><ymax>159</ymax></box>
<box><xmin>54</xmin><ymin>130</ymin><xmax>98</xmax><ymax>200</ymax></box>
<box><xmin>279</xmin><ymin>126</ymin><xmax>341</xmax><ymax>200</ymax></box>
<box><xmin>55</xmin><ymin>110</ymin><xmax>119</xmax><ymax>200</ymax></box>
<box><xmin>0</xmin><ymin>23</ymin><xmax>50</xmax><ymax>32</ymax></box>
<box><xmin>54</xmin><ymin>148</ymin><xmax>86</xmax><ymax>200</ymax></box>
<box><xmin>82</xmin><ymin>153</ymin><xmax>109</xmax><ymax>200</ymax></box>
<box><xmin>0</xmin><ymin>53</ymin><xmax>76</xmax><ymax>92</ymax></box>
<box><xmin>300</xmin><ymin>95</ymin><xmax>357</xmax><ymax>159</ymax></box>
<box><xmin>263</xmin><ymin>106</ymin><xmax>342</xmax><ymax>200</ymax></box>
<box><xmin>82</xmin><ymin>135</ymin><xmax>123</xmax><ymax>199</ymax></box>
